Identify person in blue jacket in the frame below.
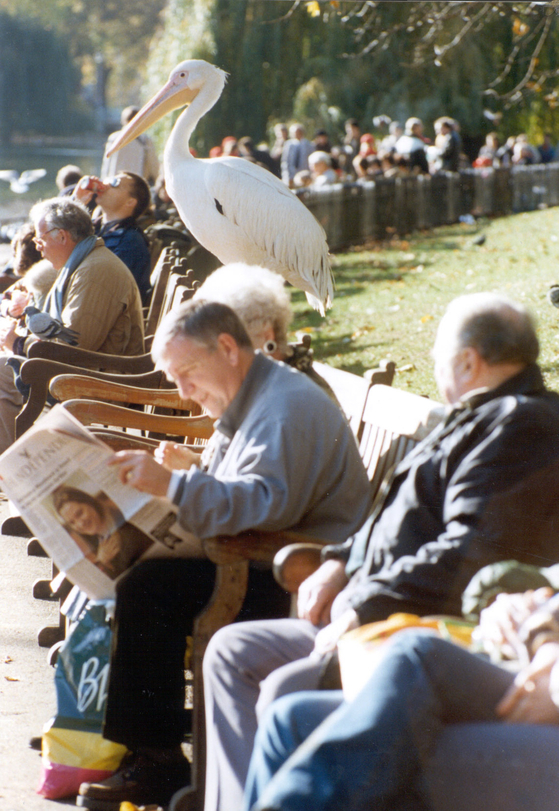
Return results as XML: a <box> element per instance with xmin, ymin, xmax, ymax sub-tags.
<box><xmin>74</xmin><ymin>171</ymin><xmax>152</xmax><ymax>303</ymax></box>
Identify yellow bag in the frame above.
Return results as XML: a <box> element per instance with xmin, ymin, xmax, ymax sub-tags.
<box><xmin>338</xmin><ymin>613</ymin><xmax>475</xmax><ymax>701</ymax></box>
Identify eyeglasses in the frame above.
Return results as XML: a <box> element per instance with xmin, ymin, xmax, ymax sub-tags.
<box><xmin>32</xmin><ymin>227</ymin><xmax>60</xmax><ymax>247</ymax></box>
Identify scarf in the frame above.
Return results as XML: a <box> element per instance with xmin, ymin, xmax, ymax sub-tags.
<box><xmin>44</xmin><ymin>235</ymin><xmax>97</xmax><ymax>321</ymax></box>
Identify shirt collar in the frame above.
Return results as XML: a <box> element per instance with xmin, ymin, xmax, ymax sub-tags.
<box><xmin>448</xmin><ymin>363</ymin><xmax>546</xmax><ymax>416</ymax></box>
<box><xmin>214</xmin><ymin>351</ymin><xmax>271</xmax><ymax>439</ymax></box>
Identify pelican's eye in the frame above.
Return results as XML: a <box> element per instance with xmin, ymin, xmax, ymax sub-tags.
<box><xmin>179</xmin><ymin>72</ymin><xmax>187</xmax><ymax>79</ymax></box>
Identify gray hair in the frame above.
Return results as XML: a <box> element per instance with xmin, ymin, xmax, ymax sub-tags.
<box><xmin>30</xmin><ymin>198</ymin><xmax>94</xmax><ymax>243</ymax></box>
<box><xmin>436</xmin><ymin>293</ymin><xmax>539</xmax><ymax>366</ymax></box>
<box><xmin>308</xmin><ymin>151</ymin><xmax>332</xmax><ymax>168</ymax></box>
<box><xmin>193</xmin><ymin>264</ymin><xmax>293</xmax><ymax>356</ymax></box>
<box><xmin>152</xmin><ymin>299</ymin><xmax>253</xmax><ymax>365</ymax></box>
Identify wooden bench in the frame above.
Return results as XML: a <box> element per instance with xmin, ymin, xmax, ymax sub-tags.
<box><xmin>173</xmin><ymin>382</ymin><xmax>444</xmax><ymax>811</ymax></box>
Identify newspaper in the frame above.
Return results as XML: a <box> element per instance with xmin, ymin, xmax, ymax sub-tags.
<box><xmin>0</xmin><ymin>405</ymin><xmax>202</xmax><ymax>599</ymax></box>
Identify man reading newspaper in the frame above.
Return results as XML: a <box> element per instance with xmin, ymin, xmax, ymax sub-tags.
<box><xmin>64</xmin><ymin>299</ymin><xmax>370</xmax><ymax>811</ymax></box>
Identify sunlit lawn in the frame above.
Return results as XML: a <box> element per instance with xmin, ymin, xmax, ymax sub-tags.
<box><xmin>289</xmin><ymin>207</ymin><xmax>559</xmax><ymax>400</ymax></box>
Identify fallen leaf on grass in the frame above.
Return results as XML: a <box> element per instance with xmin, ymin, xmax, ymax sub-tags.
<box><xmin>420</xmin><ymin>315</ymin><xmax>433</xmax><ymax>323</ymax></box>
<box><xmin>397</xmin><ymin>364</ymin><xmax>416</xmax><ymax>373</ymax></box>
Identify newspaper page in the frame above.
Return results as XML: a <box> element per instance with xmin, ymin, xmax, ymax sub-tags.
<box><xmin>0</xmin><ymin>405</ymin><xmax>202</xmax><ymax>599</ymax></box>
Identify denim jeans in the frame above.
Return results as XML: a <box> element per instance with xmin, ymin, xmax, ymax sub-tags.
<box><xmin>244</xmin><ymin>630</ymin><xmax>516</xmax><ymax>811</ymax></box>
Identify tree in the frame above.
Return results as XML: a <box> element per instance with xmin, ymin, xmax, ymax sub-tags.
<box><xmin>0</xmin><ymin>12</ymin><xmax>87</xmax><ymax>145</ymax></box>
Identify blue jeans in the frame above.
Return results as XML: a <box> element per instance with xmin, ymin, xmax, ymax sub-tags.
<box><xmin>244</xmin><ymin>630</ymin><xmax>516</xmax><ymax>811</ymax></box>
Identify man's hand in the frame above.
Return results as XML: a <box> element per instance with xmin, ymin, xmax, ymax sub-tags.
<box><xmin>109</xmin><ymin>450</ymin><xmax>172</xmax><ymax>497</ymax></box>
<box><xmin>2</xmin><ymin>288</ymin><xmax>31</xmax><ymax>318</ymax></box>
<box><xmin>313</xmin><ymin>608</ymin><xmax>360</xmax><ymax>656</ymax></box>
<box><xmin>73</xmin><ymin>175</ymin><xmax>101</xmax><ymax>206</ymax></box>
<box><xmin>496</xmin><ymin>642</ymin><xmax>559</xmax><ymax>724</ymax></box>
<box><xmin>154</xmin><ymin>441</ymin><xmax>201</xmax><ymax>471</ymax></box>
<box><xmin>476</xmin><ymin>588</ymin><xmax>554</xmax><ymax>661</ymax></box>
<box><xmin>297</xmin><ymin>559</ymin><xmax>348</xmax><ymax>626</ymax></box>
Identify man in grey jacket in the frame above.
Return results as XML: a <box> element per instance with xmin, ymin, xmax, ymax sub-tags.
<box><xmin>77</xmin><ymin>299</ymin><xmax>371</xmax><ymax>811</ymax></box>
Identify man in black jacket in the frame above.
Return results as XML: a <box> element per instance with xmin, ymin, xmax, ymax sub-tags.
<box><xmin>202</xmin><ymin>291</ymin><xmax>559</xmax><ymax>811</ymax></box>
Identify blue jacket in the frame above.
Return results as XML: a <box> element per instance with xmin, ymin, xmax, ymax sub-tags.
<box><xmin>97</xmin><ymin>218</ymin><xmax>151</xmax><ymax>303</ymax></box>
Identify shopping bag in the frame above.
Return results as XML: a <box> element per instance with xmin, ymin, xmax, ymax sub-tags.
<box><xmin>37</xmin><ymin>600</ymin><xmax>127</xmax><ymax>799</ymax></box>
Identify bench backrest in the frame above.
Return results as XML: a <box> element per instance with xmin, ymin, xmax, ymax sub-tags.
<box><xmin>359</xmin><ymin>383</ymin><xmax>445</xmax><ymax>498</ymax></box>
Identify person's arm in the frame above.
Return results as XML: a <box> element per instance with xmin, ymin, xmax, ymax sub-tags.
<box><xmin>345</xmin><ymin>404</ymin><xmax>559</xmax><ymax>624</ymax></box>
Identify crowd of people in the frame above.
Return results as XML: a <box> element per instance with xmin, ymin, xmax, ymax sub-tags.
<box><xmin>3</xmin><ymin>106</ymin><xmax>559</xmax><ymax>811</ymax></box>
<box><xmin>205</xmin><ymin>115</ymin><xmax>559</xmax><ymax>193</ymax></box>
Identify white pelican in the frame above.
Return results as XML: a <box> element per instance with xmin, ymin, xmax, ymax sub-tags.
<box><xmin>107</xmin><ymin>60</ymin><xmax>334</xmax><ymax>314</ymax></box>
<box><xmin>0</xmin><ymin>168</ymin><xmax>46</xmax><ymax>194</ymax></box>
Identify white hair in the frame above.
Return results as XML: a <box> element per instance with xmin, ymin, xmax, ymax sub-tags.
<box><xmin>308</xmin><ymin>151</ymin><xmax>332</xmax><ymax>168</ymax></box>
<box><xmin>194</xmin><ymin>264</ymin><xmax>293</xmax><ymax>355</ymax></box>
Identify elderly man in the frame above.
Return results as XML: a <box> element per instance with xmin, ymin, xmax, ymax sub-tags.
<box><xmin>77</xmin><ymin>299</ymin><xmax>371</xmax><ymax>811</ymax></box>
<box><xmin>0</xmin><ymin>198</ymin><xmax>144</xmax><ymax>453</ymax></box>
<box><xmin>203</xmin><ymin>292</ymin><xmax>559</xmax><ymax>811</ymax></box>
<box><xmin>74</xmin><ymin>171</ymin><xmax>152</xmax><ymax>302</ymax></box>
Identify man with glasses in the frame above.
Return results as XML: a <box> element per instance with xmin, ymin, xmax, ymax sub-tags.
<box><xmin>0</xmin><ymin>197</ymin><xmax>144</xmax><ymax>452</ymax></box>
<box><xmin>74</xmin><ymin>171</ymin><xmax>152</xmax><ymax>303</ymax></box>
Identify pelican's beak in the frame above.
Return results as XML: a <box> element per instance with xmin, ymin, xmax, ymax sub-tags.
<box><xmin>107</xmin><ymin>79</ymin><xmax>199</xmax><ymax>156</ymax></box>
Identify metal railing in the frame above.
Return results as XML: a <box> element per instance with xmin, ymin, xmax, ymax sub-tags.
<box><xmin>299</xmin><ymin>164</ymin><xmax>559</xmax><ymax>251</ymax></box>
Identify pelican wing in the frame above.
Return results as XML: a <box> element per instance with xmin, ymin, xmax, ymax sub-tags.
<box><xmin>0</xmin><ymin>170</ymin><xmax>18</xmax><ymax>183</ymax></box>
<box><xmin>204</xmin><ymin>159</ymin><xmax>333</xmax><ymax>313</ymax></box>
<box><xmin>20</xmin><ymin>169</ymin><xmax>46</xmax><ymax>184</ymax></box>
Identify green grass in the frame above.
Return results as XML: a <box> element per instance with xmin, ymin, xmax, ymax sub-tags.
<box><xmin>289</xmin><ymin>207</ymin><xmax>559</xmax><ymax>400</ymax></box>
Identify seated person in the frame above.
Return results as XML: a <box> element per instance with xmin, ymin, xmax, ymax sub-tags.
<box><xmin>56</xmin><ymin>164</ymin><xmax>84</xmax><ymax>197</ymax></box>
<box><xmin>0</xmin><ymin>221</ymin><xmax>42</xmax><ymax>279</ymax></box>
<box><xmin>202</xmin><ymin>292</ymin><xmax>559</xmax><ymax>811</ymax></box>
<box><xmin>74</xmin><ymin>171</ymin><xmax>152</xmax><ymax>303</ymax></box>
<box><xmin>0</xmin><ymin>197</ymin><xmax>144</xmax><ymax>453</ymax></box>
<box><xmin>1</xmin><ymin>259</ymin><xmax>57</xmax><ymax>313</ymax></box>
<box><xmin>394</xmin><ymin>118</ymin><xmax>429</xmax><ymax>174</ymax></box>
<box><xmin>244</xmin><ymin>588</ymin><xmax>559</xmax><ymax>811</ymax></box>
<box><xmin>76</xmin><ymin>299</ymin><xmax>372</xmax><ymax>811</ymax></box>
<box><xmin>308</xmin><ymin>152</ymin><xmax>338</xmax><ymax>187</ymax></box>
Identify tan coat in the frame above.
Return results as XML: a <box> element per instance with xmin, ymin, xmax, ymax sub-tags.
<box><xmin>27</xmin><ymin>238</ymin><xmax>144</xmax><ymax>356</ymax></box>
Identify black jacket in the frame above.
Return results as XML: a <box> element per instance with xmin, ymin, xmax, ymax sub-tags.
<box><xmin>328</xmin><ymin>364</ymin><xmax>559</xmax><ymax>623</ymax></box>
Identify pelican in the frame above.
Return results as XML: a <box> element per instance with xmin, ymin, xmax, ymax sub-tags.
<box><xmin>0</xmin><ymin>168</ymin><xmax>46</xmax><ymax>194</ymax></box>
<box><xmin>107</xmin><ymin>60</ymin><xmax>334</xmax><ymax>314</ymax></box>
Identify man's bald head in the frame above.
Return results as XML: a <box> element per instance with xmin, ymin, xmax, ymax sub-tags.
<box><xmin>433</xmin><ymin>293</ymin><xmax>539</xmax><ymax>404</ymax></box>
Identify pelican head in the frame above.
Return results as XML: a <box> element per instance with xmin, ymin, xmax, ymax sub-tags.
<box><xmin>107</xmin><ymin>60</ymin><xmax>228</xmax><ymax>156</ymax></box>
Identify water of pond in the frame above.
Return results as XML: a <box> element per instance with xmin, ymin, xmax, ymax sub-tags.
<box><xmin>0</xmin><ymin>142</ymin><xmax>104</xmax><ymax>221</ymax></box>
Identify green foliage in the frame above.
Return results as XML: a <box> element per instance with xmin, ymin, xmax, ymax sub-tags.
<box><xmin>0</xmin><ymin>11</ymin><xmax>89</xmax><ymax>144</ymax></box>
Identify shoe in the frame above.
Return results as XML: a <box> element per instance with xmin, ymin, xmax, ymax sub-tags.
<box><xmin>77</xmin><ymin>748</ymin><xmax>191</xmax><ymax>811</ymax></box>
<box><xmin>548</xmin><ymin>285</ymin><xmax>559</xmax><ymax>308</ymax></box>
<box><xmin>28</xmin><ymin>735</ymin><xmax>42</xmax><ymax>751</ymax></box>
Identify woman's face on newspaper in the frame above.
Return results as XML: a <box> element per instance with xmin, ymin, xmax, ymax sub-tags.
<box><xmin>58</xmin><ymin>500</ymin><xmax>104</xmax><ymax>536</ymax></box>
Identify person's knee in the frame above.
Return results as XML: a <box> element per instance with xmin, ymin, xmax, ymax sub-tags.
<box><xmin>380</xmin><ymin>629</ymin><xmax>446</xmax><ymax>675</ymax></box>
<box><xmin>257</xmin><ymin>654</ymin><xmax>324</xmax><ymax>719</ymax></box>
<box><xmin>204</xmin><ymin>623</ymin><xmax>250</xmax><ymax>684</ymax></box>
